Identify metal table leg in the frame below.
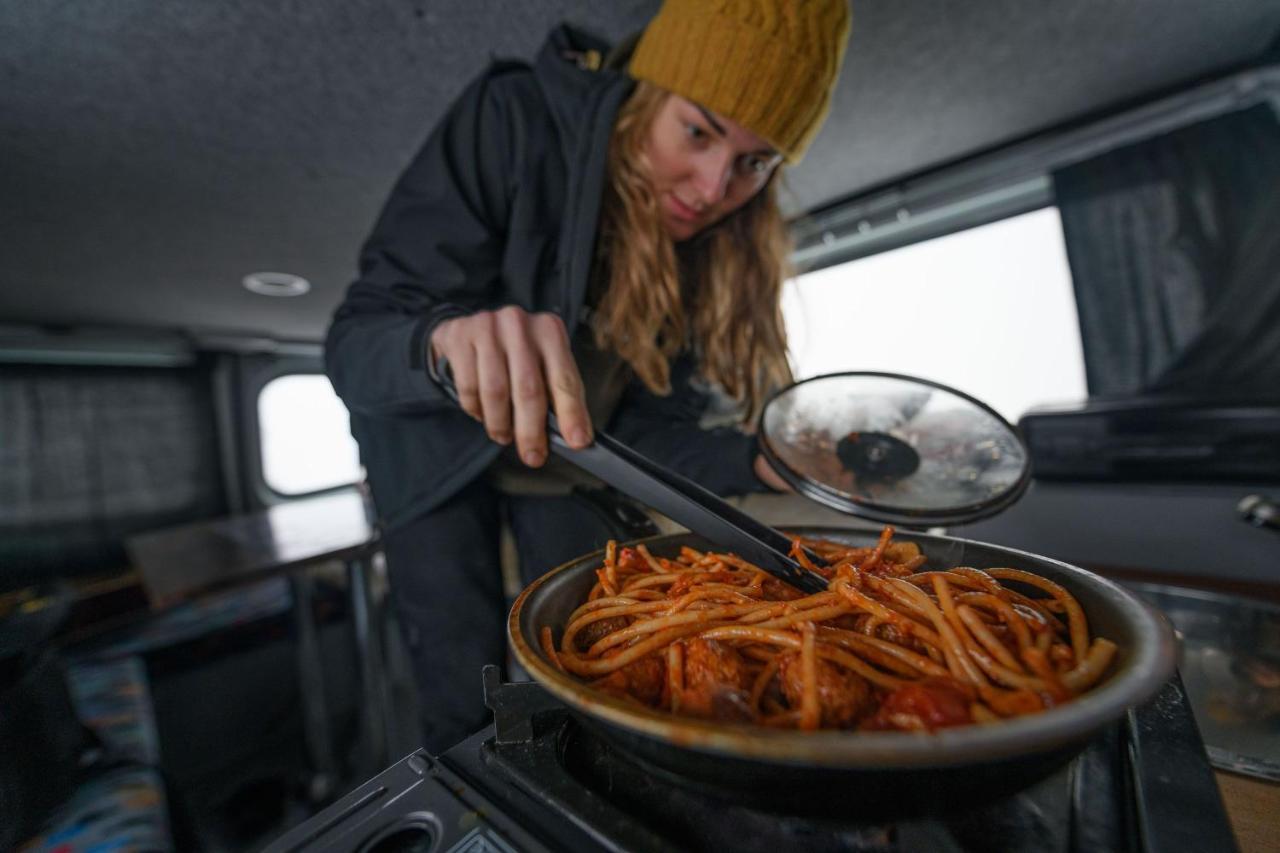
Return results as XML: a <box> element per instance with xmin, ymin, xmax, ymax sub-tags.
<box><xmin>347</xmin><ymin>554</ymin><xmax>389</xmax><ymax>775</ymax></box>
<box><xmin>289</xmin><ymin>573</ymin><xmax>336</xmax><ymax>801</ymax></box>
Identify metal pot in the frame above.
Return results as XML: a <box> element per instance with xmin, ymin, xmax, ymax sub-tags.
<box><xmin>508</xmin><ymin>527</ymin><xmax>1177</xmax><ymax>818</ymax></box>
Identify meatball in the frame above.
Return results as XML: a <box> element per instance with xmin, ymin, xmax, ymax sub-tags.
<box><xmin>592</xmin><ymin>653</ymin><xmax>666</xmax><ymax>707</ymax></box>
<box><xmin>575</xmin><ymin>615</ymin><xmax>630</xmax><ymax>652</ymax></box>
<box><xmin>862</xmin><ymin>677</ymin><xmax>974</xmax><ymax>731</ymax></box>
<box><xmin>680</xmin><ymin>639</ymin><xmax>754</xmax><ymax>722</ymax></box>
<box><xmin>777</xmin><ymin>652</ymin><xmax>875</xmax><ymax>728</ymax></box>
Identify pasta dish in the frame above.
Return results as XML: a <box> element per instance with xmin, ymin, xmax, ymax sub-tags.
<box><xmin>539</xmin><ymin>528</ymin><xmax>1117</xmax><ymax>731</ymax></box>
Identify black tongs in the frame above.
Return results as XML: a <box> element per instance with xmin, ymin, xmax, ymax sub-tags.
<box><xmin>548</xmin><ymin>417</ymin><xmax>829</xmax><ymax>593</ymax></box>
<box><xmin>434</xmin><ymin>373</ymin><xmax>829</xmax><ymax>594</ymax></box>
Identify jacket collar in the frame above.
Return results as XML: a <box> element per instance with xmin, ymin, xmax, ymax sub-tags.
<box><xmin>534</xmin><ymin>24</ymin><xmax>635</xmax><ymax>332</ymax></box>
<box><xmin>534</xmin><ymin>24</ymin><xmax>616</xmax><ymax>157</ymax></box>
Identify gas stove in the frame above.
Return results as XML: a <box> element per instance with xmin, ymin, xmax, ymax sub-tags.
<box><xmin>265</xmin><ymin>666</ymin><xmax>1237</xmax><ymax>853</ymax></box>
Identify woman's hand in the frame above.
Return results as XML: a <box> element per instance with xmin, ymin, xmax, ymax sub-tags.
<box><xmin>430</xmin><ymin>306</ymin><xmax>593</xmax><ymax>467</ymax></box>
<box><xmin>753</xmin><ymin>454</ymin><xmax>793</xmax><ymax>492</ymax></box>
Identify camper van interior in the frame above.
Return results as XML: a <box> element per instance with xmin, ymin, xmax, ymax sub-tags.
<box><xmin>3</xmin><ymin>2</ymin><xmax>1280</xmax><ymax>851</ymax></box>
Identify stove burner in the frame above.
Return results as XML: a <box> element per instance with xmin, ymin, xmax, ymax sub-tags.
<box><xmin>269</xmin><ymin>666</ymin><xmax>1237</xmax><ymax>852</ymax></box>
<box><xmin>466</xmin><ymin>686</ymin><xmax>1072</xmax><ymax>851</ymax></box>
<box><xmin>449</xmin><ymin>667</ymin><xmax>1236</xmax><ymax>853</ymax></box>
<box><xmin>560</xmin><ymin>718</ymin><xmax>896</xmax><ymax>852</ymax></box>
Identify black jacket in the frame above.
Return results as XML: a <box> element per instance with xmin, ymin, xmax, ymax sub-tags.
<box><xmin>326</xmin><ymin>25</ymin><xmax>764</xmax><ymax>531</ymax></box>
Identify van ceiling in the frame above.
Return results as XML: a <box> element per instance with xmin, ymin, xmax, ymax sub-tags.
<box><xmin>2</xmin><ymin>1</ymin><xmax>1278</xmax><ymax>344</ymax></box>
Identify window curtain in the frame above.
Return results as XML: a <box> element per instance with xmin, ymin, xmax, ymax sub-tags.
<box><xmin>1052</xmin><ymin>103</ymin><xmax>1280</xmax><ymax>399</ymax></box>
<box><xmin>0</xmin><ymin>364</ymin><xmax>228</xmax><ymax>589</ymax></box>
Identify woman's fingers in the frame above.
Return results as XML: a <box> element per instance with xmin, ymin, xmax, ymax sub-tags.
<box><xmin>428</xmin><ymin>307</ymin><xmax>590</xmax><ymax>464</ymax></box>
<box><xmin>474</xmin><ymin>327</ymin><xmax>513</xmax><ymax>445</ymax></box>
<box><xmin>532</xmin><ymin>312</ymin><xmax>593</xmax><ymax>449</ymax></box>
<box><xmin>437</xmin><ymin>319</ymin><xmax>483</xmax><ymax>421</ymax></box>
<box><xmin>498</xmin><ymin>307</ymin><xmax>550</xmax><ymax>466</ymax></box>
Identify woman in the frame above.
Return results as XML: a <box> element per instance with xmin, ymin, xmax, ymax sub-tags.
<box><xmin>326</xmin><ymin>0</ymin><xmax>851</xmax><ymax>752</ymax></box>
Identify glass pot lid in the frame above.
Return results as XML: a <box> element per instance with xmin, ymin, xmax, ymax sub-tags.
<box><xmin>758</xmin><ymin>372</ymin><xmax>1030</xmax><ymax>526</ymax></box>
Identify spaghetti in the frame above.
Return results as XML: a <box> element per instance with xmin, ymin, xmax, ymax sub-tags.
<box><xmin>539</xmin><ymin>527</ymin><xmax>1117</xmax><ymax>732</ymax></box>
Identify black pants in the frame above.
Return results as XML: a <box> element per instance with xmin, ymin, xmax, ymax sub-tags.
<box><xmin>382</xmin><ymin>478</ymin><xmax>650</xmax><ymax>753</ymax></box>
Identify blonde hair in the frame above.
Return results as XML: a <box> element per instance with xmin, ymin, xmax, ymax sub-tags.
<box><xmin>593</xmin><ymin>80</ymin><xmax>793</xmax><ymax>423</ymax></box>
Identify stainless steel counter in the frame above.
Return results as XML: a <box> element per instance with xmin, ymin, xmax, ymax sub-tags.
<box><xmin>1127</xmin><ymin>582</ymin><xmax>1280</xmax><ymax>782</ymax></box>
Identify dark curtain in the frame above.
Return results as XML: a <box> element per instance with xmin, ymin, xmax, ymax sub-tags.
<box><xmin>0</xmin><ymin>363</ymin><xmax>228</xmax><ymax>590</ymax></box>
<box><xmin>1052</xmin><ymin>103</ymin><xmax>1280</xmax><ymax>399</ymax></box>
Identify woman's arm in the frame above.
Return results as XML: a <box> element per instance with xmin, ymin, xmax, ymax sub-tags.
<box><xmin>325</xmin><ymin>65</ymin><xmax>593</xmax><ymax>462</ymax></box>
<box><xmin>324</xmin><ymin>67</ymin><xmax>521</xmax><ymax>418</ymax></box>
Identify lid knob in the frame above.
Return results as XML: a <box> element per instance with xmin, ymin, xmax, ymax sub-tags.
<box><xmin>836</xmin><ymin>431</ymin><xmax>920</xmax><ymax>482</ymax></box>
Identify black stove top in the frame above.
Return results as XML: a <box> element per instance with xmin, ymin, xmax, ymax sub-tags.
<box><xmin>266</xmin><ymin>666</ymin><xmax>1238</xmax><ymax>853</ymax></box>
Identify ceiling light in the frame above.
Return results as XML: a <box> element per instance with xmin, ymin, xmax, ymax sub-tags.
<box><xmin>243</xmin><ymin>271</ymin><xmax>310</xmax><ymax>297</ymax></box>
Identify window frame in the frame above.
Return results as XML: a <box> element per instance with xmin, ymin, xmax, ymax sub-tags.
<box><xmin>790</xmin><ymin>66</ymin><xmax>1280</xmax><ymax>274</ymax></box>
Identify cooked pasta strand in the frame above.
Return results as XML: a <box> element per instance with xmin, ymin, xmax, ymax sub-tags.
<box><xmin>539</xmin><ymin>531</ymin><xmax>1115</xmax><ymax>732</ymax></box>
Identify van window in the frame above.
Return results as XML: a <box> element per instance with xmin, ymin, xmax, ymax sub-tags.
<box><xmin>782</xmin><ymin>207</ymin><xmax>1087</xmax><ymax>421</ymax></box>
<box><xmin>258</xmin><ymin>374</ymin><xmax>361</xmax><ymax>496</ymax></box>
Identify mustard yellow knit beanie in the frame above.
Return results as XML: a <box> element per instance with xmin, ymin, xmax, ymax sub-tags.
<box><xmin>629</xmin><ymin>0</ymin><xmax>851</xmax><ymax>164</ymax></box>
